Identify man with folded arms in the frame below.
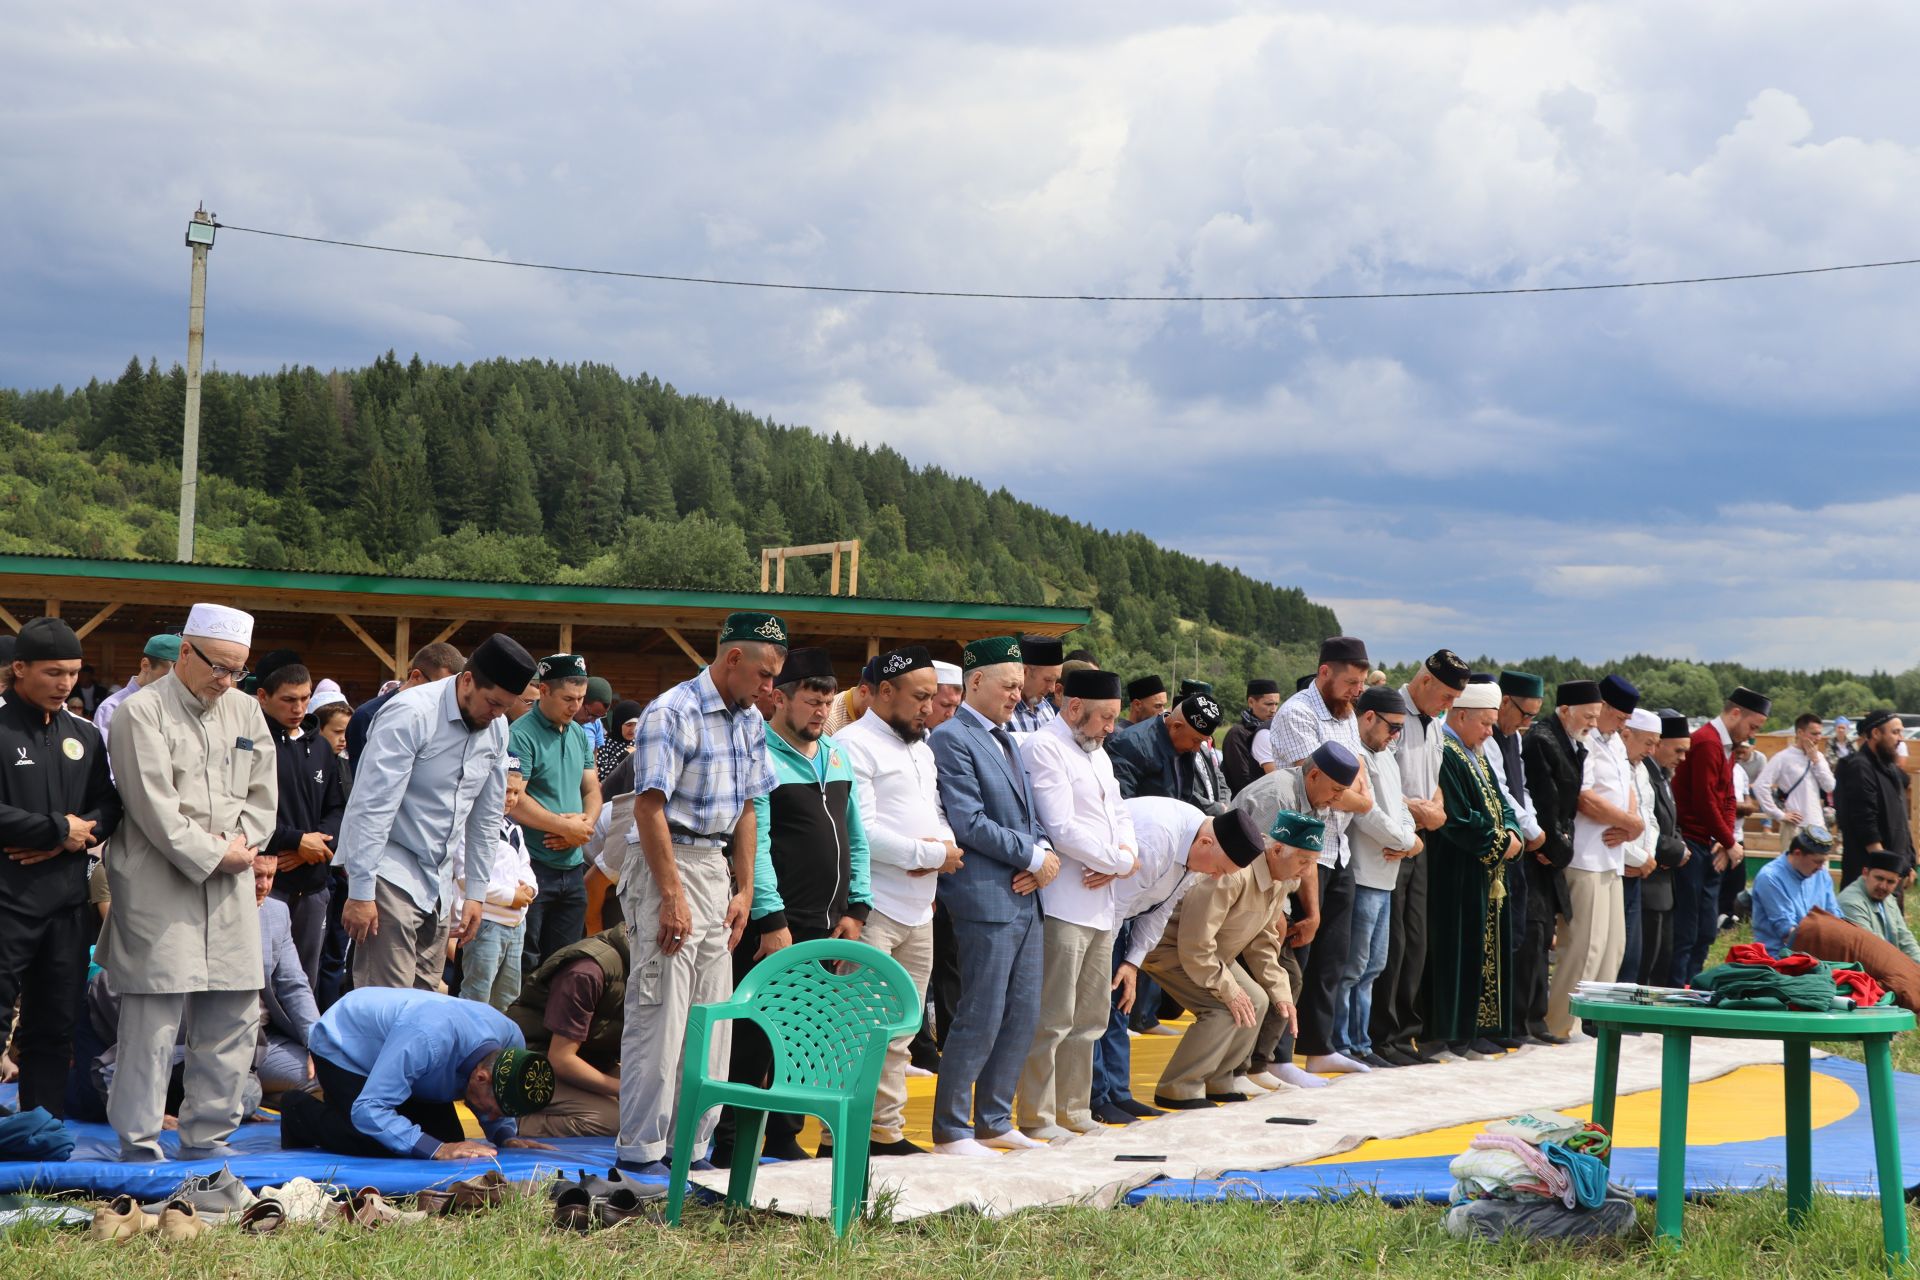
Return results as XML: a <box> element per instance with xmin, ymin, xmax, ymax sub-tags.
<box><xmin>1517</xmin><ymin>680</ymin><xmax>1598</xmax><ymax>1044</ymax></box>
<box><xmin>1017</xmin><ymin>668</ymin><xmax>1137</xmax><ymax>1140</ymax></box>
<box><xmin>1143</xmin><ymin>810</ymin><xmax>1320</xmax><ymax>1109</ymax></box>
<box><xmin>1338</xmin><ymin>685</ymin><xmax>1417</xmax><ymax>1069</ymax></box>
<box><xmin>837</xmin><ymin>645</ymin><xmax>960</xmax><ymax>1157</ymax></box>
<box><xmin>1671</xmin><ymin>686</ymin><xmax>1771</xmax><ymax>984</ymax></box>
<box><xmin>1638</xmin><ymin>710</ymin><xmax>1693</xmax><ymax>986</ymax></box>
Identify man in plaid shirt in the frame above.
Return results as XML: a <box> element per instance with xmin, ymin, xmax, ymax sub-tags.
<box><xmin>614</xmin><ymin>612</ymin><xmax>787</xmax><ymax>1175</ymax></box>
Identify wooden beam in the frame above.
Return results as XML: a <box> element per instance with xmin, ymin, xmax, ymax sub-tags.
<box><xmin>776</xmin><ymin>553</ymin><xmax>787</xmax><ymax>593</ymax></box>
<box><xmin>428</xmin><ymin>619</ymin><xmax>467</xmax><ymax>647</ymax></box>
<box><xmin>393</xmin><ymin>617</ymin><xmax>410</xmax><ymax>681</ymax></box>
<box><xmin>829</xmin><ymin>544</ymin><xmax>842</xmax><ymax>596</ymax></box>
<box><xmin>846</xmin><ymin>540</ymin><xmax>860</xmax><ymax>597</ymax></box>
<box><xmin>44</xmin><ymin>599</ymin><xmax>60</xmax><ymax>621</ymax></box>
<box><xmin>74</xmin><ymin>602</ymin><xmax>123</xmax><ymax>641</ymax></box>
<box><xmin>662</xmin><ymin>628</ymin><xmax>705</xmax><ymax>669</ymax></box>
<box><xmin>335</xmin><ymin>612</ymin><xmax>396</xmax><ymax>672</ymax></box>
<box><xmin>0</xmin><ymin>604</ymin><xmax>22</xmax><ymax>634</ymax></box>
<box><xmin>760</xmin><ymin>549</ymin><xmax>772</xmax><ymax>592</ymax></box>
<box><xmin>866</xmin><ymin>636</ymin><xmax>880</xmax><ymax>659</ymax></box>
<box><xmin>559</xmin><ymin>623</ymin><xmax>574</xmax><ymax>654</ymax></box>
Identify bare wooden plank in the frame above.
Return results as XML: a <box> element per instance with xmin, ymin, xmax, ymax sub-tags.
<box><xmin>335</xmin><ymin>612</ymin><xmax>396</xmax><ymax>672</ymax></box>
<box><xmin>663</xmin><ymin>627</ymin><xmax>705</xmax><ymax>668</ymax></box>
<box><xmin>74</xmin><ymin>601</ymin><xmax>123</xmax><ymax>641</ymax></box>
<box><xmin>429</xmin><ymin>618</ymin><xmax>467</xmax><ymax>647</ymax></box>
<box><xmin>393</xmin><ymin>617</ymin><xmax>410</xmax><ymax>680</ymax></box>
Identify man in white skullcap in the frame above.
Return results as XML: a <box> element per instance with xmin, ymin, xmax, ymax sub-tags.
<box><xmin>101</xmin><ymin>603</ymin><xmax>279</xmax><ymax>1160</ymax></box>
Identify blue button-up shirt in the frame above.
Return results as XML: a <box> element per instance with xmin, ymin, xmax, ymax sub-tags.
<box><xmin>340</xmin><ymin>677</ymin><xmax>509</xmax><ymax>913</ymax></box>
<box><xmin>631</xmin><ymin>668</ymin><xmax>778</xmax><ymax>837</ymax></box>
<box><xmin>1750</xmin><ymin>854</ymin><xmax>1841</xmax><ymax>956</ymax></box>
<box><xmin>308</xmin><ymin>988</ymin><xmax>522</xmax><ymax>1156</ymax></box>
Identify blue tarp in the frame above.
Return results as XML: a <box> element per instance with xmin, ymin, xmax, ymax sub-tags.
<box><xmin>1126</xmin><ymin>1058</ymin><xmax>1920</xmax><ymax>1204</ymax></box>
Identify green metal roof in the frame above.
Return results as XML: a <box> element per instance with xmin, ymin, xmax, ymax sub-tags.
<box><xmin>0</xmin><ymin>554</ymin><xmax>1090</xmax><ymax>627</ymax></box>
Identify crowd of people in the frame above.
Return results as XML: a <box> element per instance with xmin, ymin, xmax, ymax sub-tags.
<box><xmin>0</xmin><ymin>608</ymin><xmax>1913</xmax><ymax>1175</ymax></box>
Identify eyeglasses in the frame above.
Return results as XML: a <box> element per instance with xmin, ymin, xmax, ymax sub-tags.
<box><xmin>1384</xmin><ymin>719</ymin><xmax>1406</xmax><ymax>736</ymax></box>
<box><xmin>185</xmin><ymin>639</ymin><xmax>250</xmax><ymax>684</ymax></box>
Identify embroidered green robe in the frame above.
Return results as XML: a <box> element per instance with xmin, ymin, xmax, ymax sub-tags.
<box><xmin>1423</xmin><ymin>729</ymin><xmax>1518</xmax><ymax>1044</ymax></box>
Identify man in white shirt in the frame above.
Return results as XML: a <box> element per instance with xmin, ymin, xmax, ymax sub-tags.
<box><xmin>1753</xmin><ymin>714</ymin><xmax>1836</xmax><ymax>858</ymax></box>
<box><xmin>835</xmin><ymin>645</ymin><xmax>962</xmax><ymax>1158</ymax></box>
<box><xmin>1615</xmin><ymin>710</ymin><xmax>1663</xmax><ymax>986</ymax></box>
<box><xmin>1016</xmin><ymin>669</ymin><xmax>1137</xmax><ymax>1139</ymax></box>
<box><xmin>1547</xmin><ymin>675</ymin><xmax>1644</xmax><ymax>1038</ymax></box>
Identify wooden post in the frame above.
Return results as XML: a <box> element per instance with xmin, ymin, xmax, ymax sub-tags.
<box><xmin>392</xmin><ymin>618</ymin><xmax>410</xmax><ymax>681</ymax></box>
<box><xmin>760</xmin><ymin>549</ymin><xmax>772</xmax><ymax>591</ymax></box>
<box><xmin>829</xmin><ymin>543</ymin><xmax>842</xmax><ymax>595</ymax></box>
<box><xmin>45</xmin><ymin>599</ymin><xmax>60</xmax><ymax>621</ymax></box>
<box><xmin>559</xmin><ymin>623</ymin><xmax>574</xmax><ymax>654</ymax></box>
<box><xmin>776</xmin><ymin>552</ymin><xmax>787</xmax><ymax>593</ymax></box>
<box><xmin>867</xmin><ymin>636</ymin><xmax>880</xmax><ymax>660</ymax></box>
<box><xmin>846</xmin><ymin>540</ymin><xmax>860</xmax><ymax>597</ymax></box>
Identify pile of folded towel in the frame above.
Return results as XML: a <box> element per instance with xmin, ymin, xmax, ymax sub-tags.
<box><xmin>1444</xmin><ymin>1111</ymin><xmax>1634</xmax><ymax>1241</ymax></box>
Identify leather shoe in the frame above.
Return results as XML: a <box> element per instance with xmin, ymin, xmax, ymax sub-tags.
<box><xmin>1092</xmin><ymin>1102</ymin><xmax>1137</xmax><ymax>1125</ymax></box>
<box><xmin>553</xmin><ymin>1185</ymin><xmax>595</xmax><ymax>1232</ymax></box>
<box><xmin>1152</xmin><ymin>1095</ymin><xmax>1216</xmax><ymax>1110</ymax></box>
<box><xmin>90</xmin><ymin>1195</ymin><xmax>155</xmax><ymax>1242</ymax></box>
<box><xmin>157</xmin><ymin>1199</ymin><xmax>209</xmax><ymax>1242</ymax></box>
<box><xmin>1491</xmin><ymin>1036</ymin><xmax>1526</xmax><ymax>1051</ymax></box>
<box><xmin>597</xmin><ymin>1186</ymin><xmax>661</xmax><ymax>1229</ymax></box>
<box><xmin>1358</xmin><ymin>1051</ymin><xmax>1398</xmax><ymax>1069</ymax></box>
<box><xmin>1115</xmin><ymin>1098</ymin><xmax>1165</xmax><ymax>1118</ymax></box>
<box><xmin>870</xmin><ymin>1137</ymin><xmax>929</xmax><ymax>1156</ymax></box>
<box><xmin>1530</xmin><ymin>1031</ymin><xmax>1571</xmax><ymax>1046</ymax></box>
<box><xmin>1204</xmin><ymin>1092</ymin><xmax>1251</xmax><ymax>1104</ymax></box>
<box><xmin>1374</xmin><ymin>1046</ymin><xmax>1422</xmax><ymax>1068</ymax></box>
<box><xmin>761</xmin><ymin>1139</ymin><xmax>811</xmax><ymax>1162</ymax></box>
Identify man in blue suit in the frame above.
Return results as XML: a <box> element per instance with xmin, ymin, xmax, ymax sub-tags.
<box><xmin>928</xmin><ymin>636</ymin><xmax>1061</xmax><ymax>1156</ymax></box>
<box><xmin>1108</xmin><ymin>695</ymin><xmax>1224</xmax><ymax>802</ymax></box>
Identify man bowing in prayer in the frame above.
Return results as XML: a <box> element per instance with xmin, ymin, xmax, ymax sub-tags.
<box><xmin>340</xmin><ymin>634</ymin><xmax>534</xmax><ymax>992</ymax></box>
<box><xmin>1423</xmin><ymin>679</ymin><xmax>1519</xmax><ymax>1062</ymax></box>
<box><xmin>102</xmin><ymin>603</ymin><xmax>278</xmax><ymax>1161</ymax></box>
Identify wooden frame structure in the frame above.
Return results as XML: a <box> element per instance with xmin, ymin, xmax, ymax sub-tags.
<box><xmin>760</xmin><ymin>540</ymin><xmax>861</xmax><ymax>596</ymax></box>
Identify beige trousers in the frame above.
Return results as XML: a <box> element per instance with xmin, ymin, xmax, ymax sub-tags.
<box><xmin>858</xmin><ymin>908</ymin><xmax>935</xmax><ymax>1144</ymax></box>
<box><xmin>616</xmin><ymin>845</ymin><xmax>734</xmax><ymax>1164</ymax></box>
<box><xmin>109</xmin><ymin>989</ymin><xmax>260</xmax><ymax>1160</ymax></box>
<box><xmin>519</xmin><ymin>1080</ymin><xmax>619</xmax><ymax>1138</ymax></box>
<box><xmin>352</xmin><ymin>876</ymin><xmax>449</xmax><ymax>992</ymax></box>
<box><xmin>1548</xmin><ymin>867</ymin><xmax>1625</xmax><ymax>1038</ymax></box>
<box><xmin>1016</xmin><ymin>919</ymin><xmax>1114</xmax><ymax>1132</ymax></box>
<box><xmin>1144</xmin><ymin>956</ymin><xmax>1269</xmax><ymax>1099</ymax></box>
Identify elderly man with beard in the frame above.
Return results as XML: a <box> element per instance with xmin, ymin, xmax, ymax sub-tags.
<box><xmin>1016</xmin><ymin>668</ymin><xmax>1138</xmax><ymax>1139</ymax></box>
<box><xmin>838</xmin><ymin>645</ymin><xmax>961</xmax><ymax>1156</ymax></box>
<box><xmin>928</xmin><ymin>637</ymin><xmax>1060</xmax><ymax>1156</ymax></box>
<box><xmin>1670</xmin><ymin>686</ymin><xmax>1772</xmax><ymax>985</ymax></box>
<box><xmin>1834</xmin><ymin>709</ymin><xmax>1916</xmax><ymax>891</ymax></box>
<box><xmin>1423</xmin><ymin>682</ymin><xmax>1519</xmax><ymax>1060</ymax></box>
<box><xmin>1372</xmin><ymin>648</ymin><xmax>1469</xmax><ymax>1066</ymax></box>
<box><xmin>1614</xmin><ymin>708</ymin><xmax>1666</xmax><ymax>987</ymax></box>
<box><xmin>1268</xmin><ymin>636</ymin><xmax>1375</xmax><ymax>1075</ymax></box>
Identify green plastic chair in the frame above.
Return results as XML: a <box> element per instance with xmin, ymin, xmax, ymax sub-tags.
<box><xmin>664</xmin><ymin>938</ymin><xmax>923</xmax><ymax>1236</ymax></box>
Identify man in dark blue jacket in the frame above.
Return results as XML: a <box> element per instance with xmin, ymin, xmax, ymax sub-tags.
<box><xmin>255</xmin><ymin>653</ymin><xmax>348</xmax><ymax>993</ymax></box>
<box><xmin>1107</xmin><ymin>695</ymin><xmax>1223</xmax><ymax>801</ymax></box>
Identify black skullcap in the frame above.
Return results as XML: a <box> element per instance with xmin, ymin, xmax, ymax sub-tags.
<box><xmin>1063</xmin><ymin>648</ymin><xmax>1097</xmax><ymax>665</ymax></box>
<box><xmin>0</xmin><ymin>635</ymin><xmax>14</xmax><ymax>667</ymax></box>
<box><xmin>1062</xmin><ymin>668</ymin><xmax>1123</xmax><ymax>701</ymax></box>
<box><xmin>1658</xmin><ymin>708</ymin><xmax>1691</xmax><ymax>740</ymax></box>
<box><xmin>1864</xmin><ymin>848</ymin><xmax>1906</xmax><ymax>875</ymax></box>
<box><xmin>469</xmin><ymin>633</ymin><xmax>538</xmax><ymax>690</ymax></box>
<box><xmin>1599</xmin><ymin>674</ymin><xmax>1641</xmax><ymax>714</ymax></box>
<box><xmin>1127</xmin><ymin>674</ymin><xmax>1166</xmax><ymax>702</ymax></box>
<box><xmin>1019</xmin><ymin>635</ymin><xmax>1065</xmax><ymax>666</ymax></box>
<box><xmin>1859</xmin><ymin>708</ymin><xmax>1900</xmax><ymax>737</ymax></box>
<box><xmin>1178</xmin><ymin>694</ymin><xmax>1223</xmax><ymax>734</ymax></box>
<box><xmin>1556</xmin><ymin>679</ymin><xmax>1602</xmax><ymax>706</ymax></box>
<box><xmin>1358</xmin><ymin>685</ymin><xmax>1408</xmax><ymax>717</ymax></box>
<box><xmin>1295</xmin><ymin>673</ymin><xmax>1315</xmax><ymax>692</ymax></box>
<box><xmin>14</xmin><ymin>617</ymin><xmax>82</xmax><ymax>663</ymax></box>
<box><xmin>1309</xmin><ymin>740</ymin><xmax>1360</xmax><ymax>787</ymax></box>
<box><xmin>776</xmin><ymin>647</ymin><xmax>836</xmax><ymax>686</ymax></box>
<box><xmin>1423</xmin><ymin>649</ymin><xmax>1470</xmax><ymax>691</ymax></box>
<box><xmin>1467</xmin><ymin>672</ymin><xmax>1497</xmax><ymax>685</ymax></box>
<box><xmin>876</xmin><ymin>645</ymin><xmax>932</xmax><ymax>682</ymax></box>
<box><xmin>1246</xmin><ymin>678</ymin><xmax>1281</xmax><ymax>698</ymax></box>
<box><xmin>1213</xmin><ymin>806</ymin><xmax>1266</xmax><ymax>869</ymax></box>
<box><xmin>252</xmin><ymin>649</ymin><xmax>302</xmax><ymax>682</ymax></box>
<box><xmin>1727</xmin><ymin>686</ymin><xmax>1772</xmax><ymax>717</ymax></box>
<box><xmin>1318</xmin><ymin>635</ymin><xmax>1369</xmax><ymax>666</ymax></box>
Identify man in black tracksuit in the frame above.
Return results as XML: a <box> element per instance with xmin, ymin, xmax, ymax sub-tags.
<box><xmin>254</xmin><ymin>654</ymin><xmax>348</xmax><ymax>992</ymax></box>
<box><xmin>0</xmin><ymin>617</ymin><xmax>121</xmax><ymax>1115</ymax></box>
<box><xmin>1518</xmin><ymin>680</ymin><xmax>1599</xmax><ymax>1045</ymax></box>
<box><xmin>713</xmin><ymin>648</ymin><xmax>872</xmax><ymax>1164</ymax></box>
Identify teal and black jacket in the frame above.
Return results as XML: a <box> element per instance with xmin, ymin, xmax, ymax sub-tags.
<box><xmin>750</xmin><ymin>730</ymin><xmax>872</xmax><ymax>932</ymax></box>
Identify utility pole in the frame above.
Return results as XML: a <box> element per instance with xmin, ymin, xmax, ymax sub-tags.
<box><xmin>177</xmin><ymin>207</ymin><xmax>216</xmax><ymax>562</ymax></box>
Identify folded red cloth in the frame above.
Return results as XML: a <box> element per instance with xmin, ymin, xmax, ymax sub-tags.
<box><xmin>1726</xmin><ymin>943</ymin><xmax>1822</xmax><ymax>974</ymax></box>
<box><xmin>1833</xmin><ymin>968</ymin><xmax>1886</xmax><ymax>1007</ymax></box>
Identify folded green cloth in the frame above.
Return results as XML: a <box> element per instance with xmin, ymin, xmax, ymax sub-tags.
<box><xmin>1695</xmin><ymin>961</ymin><xmax>1839</xmax><ymax>1011</ymax></box>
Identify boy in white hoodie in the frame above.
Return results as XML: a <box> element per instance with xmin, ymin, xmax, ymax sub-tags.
<box><xmin>458</xmin><ymin>755</ymin><xmax>540</xmax><ymax>1010</ymax></box>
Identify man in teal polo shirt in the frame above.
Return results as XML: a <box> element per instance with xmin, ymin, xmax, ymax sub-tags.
<box><xmin>510</xmin><ymin>654</ymin><xmax>603</xmax><ymax>977</ymax></box>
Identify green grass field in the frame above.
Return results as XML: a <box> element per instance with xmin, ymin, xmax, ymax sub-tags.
<box><xmin>16</xmin><ymin>906</ymin><xmax>1919</xmax><ymax>1278</ymax></box>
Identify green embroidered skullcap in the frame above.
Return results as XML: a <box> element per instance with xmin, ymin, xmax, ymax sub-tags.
<box><xmin>719</xmin><ymin>612</ymin><xmax>790</xmax><ymax>648</ymax></box>
<box><xmin>1178</xmin><ymin>679</ymin><xmax>1214</xmax><ymax>698</ymax></box>
<box><xmin>492</xmin><ymin>1047</ymin><xmax>555</xmax><ymax>1117</ymax></box>
<box><xmin>1268</xmin><ymin>809</ymin><xmax>1326</xmax><ymax>853</ymax></box>
<box><xmin>143</xmin><ymin>634</ymin><xmax>182</xmax><ymax>662</ymax></box>
<box><xmin>537</xmin><ymin>653</ymin><xmax>587</xmax><ymax>682</ymax></box>
<box><xmin>1498</xmin><ymin>671</ymin><xmax>1545</xmax><ymax>700</ymax></box>
<box><xmin>584</xmin><ymin>675</ymin><xmax>613</xmax><ymax>705</ymax></box>
<box><xmin>963</xmin><ymin>636</ymin><xmax>1024</xmax><ymax>670</ymax></box>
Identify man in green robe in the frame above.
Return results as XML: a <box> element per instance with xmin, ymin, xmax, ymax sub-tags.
<box><xmin>1423</xmin><ymin>681</ymin><xmax>1518</xmax><ymax>1059</ymax></box>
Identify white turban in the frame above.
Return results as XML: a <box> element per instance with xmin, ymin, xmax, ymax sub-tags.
<box><xmin>1626</xmin><ymin>708</ymin><xmax>1662</xmax><ymax>734</ymax></box>
<box><xmin>932</xmin><ymin>660</ymin><xmax>963</xmax><ymax>687</ymax></box>
<box><xmin>183</xmin><ymin>602</ymin><xmax>254</xmax><ymax>648</ymax></box>
<box><xmin>1453</xmin><ymin>682</ymin><xmax>1501</xmax><ymax>710</ymax></box>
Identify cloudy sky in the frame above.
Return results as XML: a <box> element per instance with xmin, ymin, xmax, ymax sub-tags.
<box><xmin>6</xmin><ymin>2</ymin><xmax>1919</xmax><ymax>672</ymax></box>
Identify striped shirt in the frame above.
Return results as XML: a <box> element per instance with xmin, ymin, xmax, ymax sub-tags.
<box><xmin>630</xmin><ymin>668</ymin><xmax>778</xmax><ymax>838</ymax></box>
<box><xmin>1007</xmin><ymin>696</ymin><xmax>1058</xmax><ymax>736</ymax></box>
<box><xmin>1266</xmin><ymin>682</ymin><xmax>1360</xmax><ymax>866</ymax></box>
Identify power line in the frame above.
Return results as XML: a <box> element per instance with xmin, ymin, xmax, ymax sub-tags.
<box><xmin>213</xmin><ymin>222</ymin><xmax>1920</xmax><ymax>303</ymax></box>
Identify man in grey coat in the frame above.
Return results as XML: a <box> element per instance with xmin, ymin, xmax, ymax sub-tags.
<box><xmin>102</xmin><ymin>602</ymin><xmax>278</xmax><ymax>1161</ymax></box>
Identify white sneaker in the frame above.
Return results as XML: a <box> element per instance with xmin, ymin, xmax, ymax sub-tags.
<box><xmin>980</xmin><ymin>1129</ymin><xmax>1046</xmax><ymax>1150</ymax></box>
<box><xmin>1231</xmin><ymin>1073</ymin><xmax>1274</xmax><ymax>1094</ymax></box>
<box><xmin>1246</xmin><ymin>1070</ymin><xmax>1285</xmax><ymax>1091</ymax></box>
<box><xmin>1272</xmin><ymin>1063</ymin><xmax>1330</xmax><ymax>1090</ymax></box>
<box><xmin>932</xmin><ymin>1139</ymin><xmax>997</xmax><ymax>1157</ymax></box>
<box><xmin>1304</xmin><ymin>1052</ymin><xmax>1370</xmax><ymax>1074</ymax></box>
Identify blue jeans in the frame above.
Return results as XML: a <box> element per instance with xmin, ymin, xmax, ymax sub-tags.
<box><xmin>1092</xmin><ymin>921</ymin><xmax>1135</xmax><ymax>1107</ymax></box>
<box><xmin>461</xmin><ymin>919</ymin><xmax>525</xmax><ymax>1011</ymax></box>
<box><xmin>1335</xmin><ymin>887</ymin><xmax>1394</xmax><ymax>1056</ymax></box>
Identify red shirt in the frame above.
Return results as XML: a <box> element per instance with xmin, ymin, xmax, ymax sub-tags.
<box><xmin>1671</xmin><ymin>720</ymin><xmax>1737</xmax><ymax>849</ymax></box>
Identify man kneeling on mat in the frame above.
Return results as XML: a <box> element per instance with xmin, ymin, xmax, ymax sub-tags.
<box><xmin>280</xmin><ymin>987</ymin><xmax>558</xmax><ymax>1159</ymax></box>
<box><xmin>1142</xmin><ymin>809</ymin><xmax>1323</xmax><ymax>1109</ymax></box>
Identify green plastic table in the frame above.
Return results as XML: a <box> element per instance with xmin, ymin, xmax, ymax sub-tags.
<box><xmin>1569</xmin><ymin>997</ymin><xmax>1914</xmax><ymax>1261</ymax></box>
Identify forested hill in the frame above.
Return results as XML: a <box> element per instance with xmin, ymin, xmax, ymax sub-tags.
<box><xmin>0</xmin><ymin>353</ymin><xmax>1339</xmax><ymax>695</ymax></box>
